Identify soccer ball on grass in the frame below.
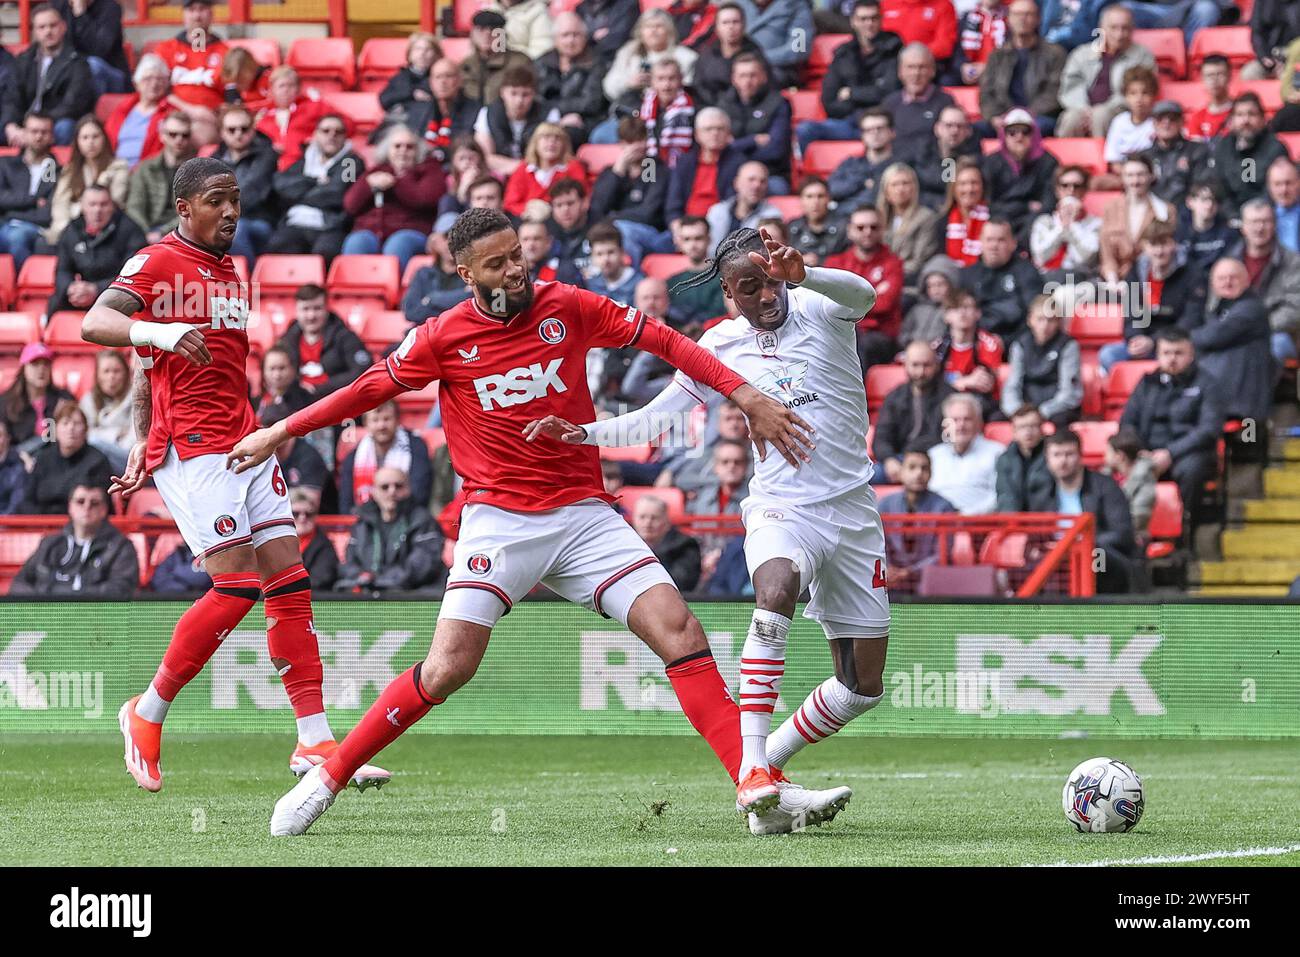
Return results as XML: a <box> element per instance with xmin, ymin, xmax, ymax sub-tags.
<box><xmin>1062</xmin><ymin>757</ymin><xmax>1144</xmax><ymax>833</ymax></box>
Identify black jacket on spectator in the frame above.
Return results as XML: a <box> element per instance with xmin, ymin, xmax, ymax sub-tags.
<box><xmin>50</xmin><ymin>209</ymin><xmax>146</xmax><ymax>313</ymax></box>
<box><xmin>150</xmin><ymin>542</ymin><xmax>212</xmax><ymax>594</ymax></box>
<box><xmin>3</xmin><ymin>384</ymin><xmax>75</xmax><ymax>444</ymax></box>
<box><xmin>821</xmin><ymin>31</ymin><xmax>903</xmax><ymax>121</ymax></box>
<box><xmin>1139</xmin><ymin>135</ymin><xmax>1208</xmax><ymax>207</ymax></box>
<box><xmin>275</xmin><ymin>313</ymin><xmax>372</xmax><ymax>398</ymax></box>
<box><xmin>302</xmin><ymin>529</ymin><xmax>339</xmax><ymax>591</ymax></box>
<box><xmin>0</xmin><ymin>153</ymin><xmax>58</xmax><ymax>226</ymax></box>
<box><xmin>1251</xmin><ymin>0</ymin><xmax>1300</xmax><ymax>67</ymax></box>
<box><xmin>693</xmin><ymin>36</ymin><xmax>765</xmax><ymax>107</ymax></box>
<box><xmin>22</xmin><ymin>442</ymin><xmax>112</xmax><ymax>515</ymax></box>
<box><xmin>1207</xmin><ymin>131</ymin><xmax>1290</xmax><ymax>216</ymax></box>
<box><xmin>335</xmin><ymin>498</ymin><xmax>445</xmax><ymax>592</ymax></box>
<box><xmin>213</xmin><ymin>134</ymin><xmax>279</xmax><ymax>224</ymax></box>
<box><xmin>271</xmin><ymin>152</ymin><xmax>354</xmax><ymax>234</ymax></box>
<box><xmin>51</xmin><ymin>0</ymin><xmax>129</xmax><ymax>75</ymax></box>
<box><xmin>880</xmin><ymin>86</ymin><xmax>955</xmax><ymax>154</ymax></box>
<box><xmin>0</xmin><ymin>43</ymin><xmax>94</xmax><ymax>129</ymax></box>
<box><xmin>717</xmin><ymin>85</ymin><xmax>792</xmax><ymax>181</ymax></box>
<box><xmin>873</xmin><ymin>377</ymin><xmax>954</xmax><ymax>467</ymax></box>
<box><xmin>1119</xmin><ymin>363</ymin><xmax>1223</xmax><ymax>461</ymax></box>
<box><xmin>256</xmin><ymin>383</ymin><xmax>315</xmax><ymax>422</ymax></box>
<box><xmin>1028</xmin><ymin>468</ymin><xmax>1136</xmax><ymax>588</ymax></box>
<box><xmin>829</xmin><ymin>151</ymin><xmax>895</xmax><ymax>211</ymax></box>
<box><xmin>9</xmin><ymin>521</ymin><xmax>137</xmax><ymax>598</ymax></box>
<box><xmin>788</xmin><ymin>215</ymin><xmax>849</xmax><ymax>262</ymax></box>
<box><xmin>982</xmin><ymin>149</ymin><xmax>1058</xmax><ymax>236</ymax></box>
<box><xmin>1175</xmin><ymin>209</ymin><xmax>1236</xmax><ymax>273</ymax></box>
<box><xmin>535</xmin><ymin>48</ymin><xmax>607</xmax><ymax>130</ymax></box>
<box><xmin>575</xmin><ymin>0</ymin><xmax>642</xmax><ymax>62</ymax></box>
<box><xmin>1192</xmin><ymin>291</ymin><xmax>1275</xmax><ymax>426</ymax></box>
<box><xmin>995</xmin><ymin>441</ymin><xmax>1053</xmax><ymax>512</ymax></box>
<box><xmin>378</xmin><ymin>67</ymin><xmax>432</xmax><ymax>113</ymax></box>
<box><xmin>666</xmin><ymin>144</ymin><xmax>745</xmax><ymax>224</ymax></box>
<box><xmin>899</xmin><ymin>132</ymin><xmax>981</xmax><ymax>210</ymax></box>
<box><xmin>647</xmin><ymin>526</ymin><xmax>701</xmax><ymax>592</ymax></box>
<box><xmin>958</xmin><ymin>256</ymin><xmax>1043</xmax><ymax>338</ymax></box>
<box><xmin>402</xmin><ymin>262</ymin><xmax>473</xmax><ymax>323</ymax></box>
<box><xmin>483</xmin><ymin>99</ymin><xmax>547</xmax><ymax>162</ymax></box>
<box><xmin>548</xmin><ymin>215</ymin><xmax>595</xmax><ymax>275</ymax></box>
<box><xmin>338</xmin><ymin>431</ymin><xmax>433</xmax><ymax>515</ymax></box>
<box><xmin>590</xmin><ymin>157</ymin><xmax>669</xmax><ymax>228</ymax></box>
<box><xmin>282</xmin><ymin>439</ymin><xmax>338</xmax><ymax>516</ymax></box>
<box><xmin>404</xmin><ymin>94</ymin><xmax>481</xmax><ymax>155</ymax></box>
<box><xmin>0</xmin><ymin>449</ymin><xmax>26</xmax><ymax>514</ymax></box>
<box><xmin>1121</xmin><ymin>252</ymin><xmax>1207</xmax><ymax>341</ymax></box>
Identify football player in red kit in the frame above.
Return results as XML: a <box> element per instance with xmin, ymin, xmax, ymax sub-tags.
<box><xmin>81</xmin><ymin>156</ymin><xmax>387</xmax><ymax>794</ymax></box>
<box><xmin>227</xmin><ymin>208</ymin><xmax>817</xmax><ymax>836</ymax></box>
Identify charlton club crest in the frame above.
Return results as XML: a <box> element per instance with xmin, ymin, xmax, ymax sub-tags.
<box><xmin>538</xmin><ymin>318</ymin><xmax>566</xmax><ymax>345</ymax></box>
<box><xmin>468</xmin><ymin>553</ymin><xmax>492</xmax><ymax>575</ymax></box>
<box><xmin>214</xmin><ymin>515</ymin><xmax>237</xmax><ymax>537</ymax></box>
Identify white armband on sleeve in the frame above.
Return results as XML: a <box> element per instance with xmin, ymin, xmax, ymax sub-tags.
<box><xmin>129</xmin><ymin>321</ymin><xmax>194</xmax><ymax>353</ymax></box>
<box><xmin>795</xmin><ymin>265</ymin><xmax>878</xmax><ymax>319</ymax></box>
<box><xmin>580</xmin><ymin>381</ymin><xmax>704</xmax><ymax>447</ymax></box>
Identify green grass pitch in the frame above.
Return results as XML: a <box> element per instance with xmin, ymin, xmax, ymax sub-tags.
<box><xmin>1</xmin><ymin>734</ymin><xmax>1296</xmax><ymax>866</ymax></box>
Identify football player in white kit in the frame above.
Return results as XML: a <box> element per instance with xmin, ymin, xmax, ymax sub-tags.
<box><xmin>525</xmin><ymin>227</ymin><xmax>889</xmax><ymax>834</ymax></box>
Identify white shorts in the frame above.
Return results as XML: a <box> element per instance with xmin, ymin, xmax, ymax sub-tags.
<box><xmin>741</xmin><ymin>483</ymin><xmax>891</xmax><ymax>640</ymax></box>
<box><xmin>152</xmin><ymin>444</ymin><xmax>296</xmax><ymax>566</ymax></box>
<box><xmin>441</xmin><ymin>498</ymin><xmax>675</xmax><ymax>628</ymax></box>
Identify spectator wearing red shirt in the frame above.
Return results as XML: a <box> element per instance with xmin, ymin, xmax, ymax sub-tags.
<box><xmin>931</xmin><ymin>287</ymin><xmax>1003</xmax><ymax>421</ymax></box>
<box><xmin>1183</xmin><ymin>54</ymin><xmax>1232</xmax><ymax>143</ymax></box>
<box><xmin>104</xmin><ymin>53</ymin><xmax>174</xmax><ymax>169</ymax></box>
<box><xmin>954</xmin><ymin>0</ymin><xmax>1008</xmax><ymax>85</ymax></box>
<box><xmin>151</xmin><ymin>0</ymin><xmax>227</xmax><ymax>145</ymax></box>
<box><xmin>934</xmin><ymin>155</ymin><xmax>989</xmax><ymax>266</ymax></box>
<box><xmin>342</xmin><ymin>124</ymin><xmax>445</xmax><ymax>272</ymax></box>
<box><xmin>503</xmin><ymin>122</ymin><xmax>588</xmax><ymax>220</ymax></box>
<box><xmin>255</xmin><ymin>67</ymin><xmax>328</xmax><ymax>171</ymax></box>
<box><xmin>825</xmin><ymin>205</ymin><xmax>904</xmax><ymax>371</ymax></box>
<box><xmin>880</xmin><ymin>0</ymin><xmax>958</xmax><ymax>65</ymax></box>
<box><xmin>664</xmin><ymin>106</ymin><xmax>743</xmax><ymax>227</ymax></box>
<box><xmin>668</xmin><ymin>0</ymin><xmax>718</xmax><ymax>50</ymax></box>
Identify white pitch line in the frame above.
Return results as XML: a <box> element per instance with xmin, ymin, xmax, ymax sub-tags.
<box><xmin>1030</xmin><ymin>843</ymin><xmax>1300</xmax><ymax>867</ymax></box>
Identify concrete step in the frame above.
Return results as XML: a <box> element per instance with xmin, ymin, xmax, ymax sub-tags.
<box><xmin>1263</xmin><ymin>467</ymin><xmax>1300</xmax><ymax>498</ymax></box>
<box><xmin>1243</xmin><ymin>498</ymin><xmax>1300</xmax><ymax>522</ymax></box>
<box><xmin>1194</xmin><ymin>584</ymin><xmax>1290</xmax><ymax>596</ymax></box>
<box><xmin>1196</xmin><ymin>559</ymin><xmax>1300</xmax><ymax>585</ymax></box>
<box><xmin>1221</xmin><ymin>525</ymin><xmax>1300</xmax><ymax>560</ymax></box>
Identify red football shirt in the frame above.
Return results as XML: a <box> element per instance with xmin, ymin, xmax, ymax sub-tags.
<box><xmin>298</xmin><ymin>337</ymin><xmax>328</xmax><ymax>389</ymax></box>
<box><xmin>109</xmin><ymin>232</ymin><xmax>256</xmax><ymax>471</ymax></box>
<box><xmin>154</xmin><ymin>36</ymin><xmax>230</xmax><ymax>111</ymax></box>
<box><xmin>1184</xmin><ymin>103</ymin><xmax>1231</xmax><ymax>142</ymax></box>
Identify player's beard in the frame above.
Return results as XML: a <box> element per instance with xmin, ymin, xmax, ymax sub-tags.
<box><xmin>477</xmin><ymin>272</ymin><xmax>534</xmax><ymax>317</ymax></box>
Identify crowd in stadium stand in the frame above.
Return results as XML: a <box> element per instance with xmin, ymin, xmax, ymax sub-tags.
<box><xmin>0</xmin><ymin>0</ymin><xmax>1295</xmax><ymax>598</ymax></box>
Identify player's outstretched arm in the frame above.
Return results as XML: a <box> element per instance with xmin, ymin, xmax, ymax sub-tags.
<box><xmin>82</xmin><ymin>288</ymin><xmax>212</xmax><ymax>367</ymax></box>
<box><xmin>109</xmin><ymin>364</ymin><xmax>151</xmax><ymax>499</ymax></box>
<box><xmin>749</xmin><ymin>227</ymin><xmax>876</xmax><ymax>320</ymax></box>
<box><xmin>524</xmin><ymin>380</ymin><xmax>701</xmax><ymax>448</ymax></box>
<box><xmin>227</xmin><ymin>362</ymin><xmax>409</xmax><ymax>474</ymax></box>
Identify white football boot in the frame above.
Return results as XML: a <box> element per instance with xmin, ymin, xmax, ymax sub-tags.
<box><xmin>747</xmin><ymin>769</ymin><xmax>853</xmax><ymax>835</ymax></box>
<box><xmin>270</xmin><ymin>764</ymin><xmax>338</xmax><ymax>837</ymax></box>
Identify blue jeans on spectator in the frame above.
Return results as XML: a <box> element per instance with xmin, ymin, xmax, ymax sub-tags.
<box><xmin>589</xmin><ymin>117</ymin><xmax>620</xmax><ymax>144</ymax></box>
<box><xmin>87</xmin><ymin>56</ymin><xmax>131</xmax><ymax>97</ymax></box>
<box><xmin>613</xmin><ymin>219</ymin><xmax>676</xmax><ymax>268</ymax></box>
<box><xmin>52</xmin><ymin>118</ymin><xmax>75</xmax><ymax>145</ymax></box>
<box><xmin>231</xmin><ymin>218</ymin><xmax>273</xmax><ymax>262</ymax></box>
<box><xmin>1097</xmin><ymin>340</ymin><xmax>1143</xmax><ymax>373</ymax></box>
<box><xmin>1272</xmin><ymin>330</ymin><xmax>1297</xmax><ymax>364</ymax></box>
<box><xmin>1120</xmin><ymin>1</ymin><xmax>1219</xmax><ymax>45</ymax></box>
<box><xmin>0</xmin><ymin>219</ymin><xmax>43</xmax><ymax>269</ymax></box>
<box><xmin>796</xmin><ymin>117</ymin><xmax>858</xmax><ymax>154</ymax></box>
<box><xmin>341</xmin><ymin>228</ymin><xmax>428</xmax><ymax>273</ymax></box>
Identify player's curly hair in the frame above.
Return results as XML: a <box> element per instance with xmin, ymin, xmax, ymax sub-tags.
<box><xmin>447</xmin><ymin>208</ymin><xmax>514</xmax><ymax>262</ymax></box>
<box><xmin>673</xmin><ymin>227</ymin><xmax>766</xmax><ymax>292</ymax></box>
<box><xmin>173</xmin><ymin>157</ymin><xmax>235</xmax><ymax>201</ymax></box>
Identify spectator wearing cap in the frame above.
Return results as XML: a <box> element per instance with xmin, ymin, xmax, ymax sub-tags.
<box><xmin>1138</xmin><ymin>100</ymin><xmax>1208</xmax><ymax>208</ymax></box>
<box><xmin>260</xmin><ymin>403</ymin><xmax>339</xmax><ymax>515</ymax></box>
<box><xmin>266</xmin><ymin>114</ymin><xmax>357</xmax><ymax>260</ymax></box>
<box><xmin>2</xmin><ymin>342</ymin><xmax>75</xmax><ymax>451</ymax></box>
<box><xmin>50</xmin><ymin>0</ymin><xmax>130</xmax><ymax>96</ymax></box>
<box><xmin>1000</xmin><ymin>294</ymin><xmax>1083</xmax><ymax>428</ymax></box>
<box><xmin>1055</xmin><ymin>5</ymin><xmax>1154</xmax><ymax>139</ymax></box>
<box><xmin>926</xmin><ymin>392</ymin><xmax>1005</xmax><ymax>515</ymax></box>
<box><xmin>873</xmin><ymin>341</ymin><xmax>953</xmax><ymax>483</ymax></box>
<box><xmin>1227</xmin><ymin>203</ymin><xmax>1300</xmax><ymax>364</ymax></box>
<box><xmin>535</xmin><ymin>14</ymin><xmax>608</xmax><ymax>147</ymax></box>
<box><xmin>575</xmin><ymin>0</ymin><xmax>643</xmax><ymax>64</ymax></box>
<box><xmin>149</xmin><ymin>0</ymin><xmax>227</xmax><ymax>145</ymax></box>
<box><xmin>994</xmin><ymin>404</ymin><xmax>1053</xmax><ymax>512</ymax></box>
<box><xmin>0</xmin><ymin>111</ymin><xmax>59</xmax><ymax>269</ymax></box>
<box><xmin>1029</xmin><ymin>165</ymin><xmax>1101</xmax><ymax>279</ymax></box>
<box><xmin>881</xmin><ymin>43</ymin><xmax>956</xmax><ymax>156</ymax></box>
<box><xmin>474</xmin><ymin>65</ymin><xmax>547</xmax><ymax>177</ymax></box>
<box><xmin>21</xmin><ymin>402</ymin><xmax>113</xmax><ymax>515</ymax></box>
<box><xmin>956</xmin><ymin>218</ymin><xmax>1042</xmax><ymax>339</ymax></box>
<box><xmin>0</xmin><ymin>422</ymin><xmax>27</xmax><ymax>514</ymax></box>
<box><xmin>978</xmin><ymin>0</ymin><xmax>1064</xmax><ymax>137</ymax></box>
<box><xmin>125</xmin><ymin>111</ymin><xmax>197</xmax><ymax>244</ymax></box>
<box><xmin>342</xmin><ymin>123</ymin><xmax>443</xmax><ymax>273</ymax></box>
<box><xmin>1</xmin><ymin>4</ymin><xmax>94</xmax><ymax>146</ymax></box>
<box><xmin>693</xmin><ymin>3</ymin><xmax>766</xmax><ymax>108</ymax></box>
<box><xmin>877</xmin><ymin>446</ymin><xmax>957</xmax><ymax>591</ymax></box>
<box><xmin>255</xmin><ymin>66</ymin><xmax>329</xmax><ymax>172</ymax></box>
<box><xmin>982</xmin><ymin>107</ymin><xmax>1058</xmax><ymax>238</ymax></box>
<box><xmin>1206</xmin><ymin>94</ymin><xmax>1291</xmax><ymax>219</ymax></box>
<box><xmin>9</xmin><ymin>482</ymin><xmax>137</xmax><ymax>597</ymax></box>
<box><xmin>732</xmin><ymin>0</ymin><xmax>813</xmax><ymax>89</ymax></box>
<box><xmin>335</xmin><ymin>465</ymin><xmax>446</xmax><ymax>593</ymax></box>
<box><xmin>829</xmin><ymin>108</ymin><xmax>896</xmax><ymax>213</ymax></box>
<box><xmin>339</xmin><ymin>399</ymin><xmax>432</xmax><ymax>515</ymax></box>
<box><xmin>462</xmin><ymin>10</ymin><xmax>537</xmax><ymax>106</ymax></box>
<box><xmin>50</xmin><ymin>184</ymin><xmax>145</xmax><ymax>314</ymax></box>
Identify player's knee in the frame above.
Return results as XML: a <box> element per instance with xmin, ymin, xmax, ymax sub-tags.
<box><xmin>753</xmin><ymin>578</ymin><xmax>800</xmax><ymax>616</ymax></box>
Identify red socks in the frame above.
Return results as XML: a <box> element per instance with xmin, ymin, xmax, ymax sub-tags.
<box><xmin>666</xmin><ymin>651</ymin><xmax>742</xmax><ymax>784</ymax></box>
<box><xmin>262</xmin><ymin>563</ymin><xmax>325</xmax><ymax>719</ymax></box>
<box><xmin>322</xmin><ymin>663</ymin><xmax>442</xmax><ymax>792</ymax></box>
<box><xmin>151</xmin><ymin>572</ymin><xmax>260</xmax><ymax>701</ymax></box>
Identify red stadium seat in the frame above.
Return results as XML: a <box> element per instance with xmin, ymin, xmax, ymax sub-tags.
<box><xmin>1146</xmin><ymin>482</ymin><xmax>1183</xmax><ymax>558</ymax></box>
<box><xmin>396</xmin><ymin>382</ymin><xmax>438</xmax><ymax>431</ymax></box>
<box><xmin>577</xmin><ymin>143</ymin><xmax>622</xmax><ymax>175</ymax></box>
<box><xmin>784</xmin><ymin>89</ymin><xmax>826</xmax><ymax>124</ymax></box>
<box><xmin>806</xmin><ymin>34</ymin><xmax>849</xmax><ymax>85</ymax></box>
<box><xmin>439</xmin><ymin>37</ymin><xmax>471</xmax><ymax>64</ymax></box>
<box><xmin>360</xmin><ymin>310</ymin><xmax>411</xmax><ymax>352</ymax></box>
<box><xmin>402</xmin><ymin>255</ymin><xmax>433</xmax><ymax>289</ymax></box>
<box><xmin>323</xmin><ymin>92</ymin><xmax>385</xmax><ymax>135</ymax></box>
<box><xmin>1231</xmin><ymin>79</ymin><xmax>1283</xmax><ymax>115</ymax></box>
<box><xmin>943</xmin><ymin>85</ymin><xmax>981</xmax><ymax>123</ymax></box>
<box><xmin>1103</xmin><ymin>360</ymin><xmax>1157</xmax><ymax>420</ymax></box>
<box><xmin>1134</xmin><ymin>29</ymin><xmax>1186</xmax><ymax>80</ymax></box>
<box><xmin>16</xmin><ymin>255</ymin><xmax>56</xmax><ymax>313</ymax></box>
<box><xmin>1069</xmin><ymin>302</ymin><xmax>1123</xmax><ymax>349</ymax></box>
<box><xmin>1082</xmin><ymin>189</ymin><xmax>1120</xmax><ymax>218</ymax></box>
<box><xmin>149</xmin><ymin>531</ymin><xmax>185</xmax><ymax>570</ymax></box>
<box><xmin>617</xmin><ymin>486</ymin><xmax>687</xmax><ymax>523</ymax></box>
<box><xmin>979</xmin><ymin>531</ymin><xmax>1027</xmax><ymax>568</ymax></box>
<box><xmin>1157</xmin><ymin>79</ymin><xmax>1207</xmax><ymax>113</ymax></box>
<box><xmin>0</xmin><ymin>531</ymin><xmax>47</xmax><ymax>572</ymax></box>
<box><xmin>125</xmin><ymin>487</ymin><xmax>171</xmax><ymax>518</ymax></box>
<box><xmin>1189</xmin><ymin>26</ymin><xmax>1253</xmax><ymax>72</ymax></box>
<box><xmin>327</xmin><ymin>254</ymin><xmax>401</xmax><ymax>309</ymax></box>
<box><xmin>245</xmin><ymin>351</ymin><xmax>262</xmax><ymax>396</ymax></box>
<box><xmin>358</xmin><ymin>38</ymin><xmax>409</xmax><ymax>92</ymax></box>
<box><xmin>640</xmin><ymin>254</ymin><xmax>690</xmax><ymax>279</ymax></box>
<box><xmin>227</xmin><ymin>37</ymin><xmax>282</xmax><ymax>67</ymax></box>
<box><xmin>328</xmin><ymin>531</ymin><xmax>351</xmax><ymax>561</ymax></box>
<box><xmin>1072</xmin><ymin>419</ymin><xmax>1119</xmax><ymax>469</ymax></box>
<box><xmin>980</xmin><ymin>137</ymin><xmax>999</xmax><ymax>156</ymax></box>
<box><xmin>43</xmin><ymin>311</ymin><xmax>99</xmax><ymax>354</ymax></box>
<box><xmin>251</xmin><ymin>254</ymin><xmax>325</xmax><ymax>299</ymax></box>
<box><xmin>245</xmin><ymin>311</ymin><xmax>280</xmax><ymax>355</ymax></box>
<box><xmin>865</xmin><ymin>363</ymin><xmax>905</xmax><ymax>410</ymax></box>
<box><xmin>0</xmin><ymin>311</ymin><xmax>39</xmax><ymax>355</ymax></box>
<box><xmin>1081</xmin><ymin>360</ymin><xmax>1103</xmax><ymax>418</ymax></box>
<box><xmin>1280</xmin><ymin>132</ymin><xmax>1300</xmax><ymax>162</ymax></box>
<box><xmin>452</xmin><ymin>0</ymin><xmax>478</xmax><ymax>34</ymax></box>
<box><xmin>422</xmin><ymin>427</ymin><xmax>446</xmax><ymax>450</ymax></box>
<box><xmin>52</xmin><ymin>354</ymin><xmax>98</xmax><ymax>397</ymax></box>
<box><xmin>801</xmin><ymin>140</ymin><xmax>863</xmax><ymax>178</ymax></box>
<box><xmin>766</xmin><ymin>195</ymin><xmax>803</xmax><ymax>222</ymax></box>
<box><xmin>127</xmin><ymin>532</ymin><xmax>151</xmax><ymax>586</ymax></box>
<box><xmin>0</xmin><ymin>254</ymin><xmax>14</xmax><ymax>309</ymax></box>
<box><xmin>983</xmin><ymin>421</ymin><xmax>1013</xmax><ymax>446</ymax></box>
<box><xmin>95</xmin><ymin>93</ymin><xmax>130</xmax><ymax>125</ymax></box>
<box><xmin>287</xmin><ymin>38</ymin><xmax>357</xmax><ymax>91</ymax></box>
<box><xmin>1041</xmin><ymin>137</ymin><xmax>1106</xmax><ymax>175</ymax></box>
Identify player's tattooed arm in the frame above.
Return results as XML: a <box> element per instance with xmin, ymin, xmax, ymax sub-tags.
<box><xmin>130</xmin><ymin>363</ymin><xmax>151</xmax><ymax>441</ymax></box>
<box><xmin>109</xmin><ymin>365</ymin><xmax>150</xmax><ymax>499</ymax></box>
<box><xmin>82</xmin><ymin>287</ymin><xmax>213</xmax><ymax>367</ymax></box>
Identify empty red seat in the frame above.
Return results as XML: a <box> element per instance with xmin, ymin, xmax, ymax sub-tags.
<box><xmin>1157</xmin><ymin>79</ymin><xmax>1207</xmax><ymax>113</ymax></box>
<box><xmin>1281</xmin><ymin>132</ymin><xmax>1300</xmax><ymax>162</ymax></box>
<box><xmin>52</xmin><ymin>354</ymin><xmax>98</xmax><ymax>397</ymax></box>
<box><xmin>439</xmin><ymin>37</ymin><xmax>471</xmax><ymax>64</ymax></box>
<box><xmin>125</xmin><ymin>487</ymin><xmax>171</xmax><ymax>518</ymax></box>
<box><xmin>95</xmin><ymin>92</ymin><xmax>130</xmax><ymax>125</ymax></box>
<box><xmin>323</xmin><ymin>91</ymin><xmax>384</xmax><ymax>135</ymax></box>
<box><xmin>577</xmin><ymin>143</ymin><xmax>621</xmax><ymax>175</ymax></box>
<box><xmin>358</xmin><ymin>38</ymin><xmax>408</xmax><ymax>92</ymax></box>
<box><xmin>806</xmin><ymin>34</ymin><xmax>849</xmax><ymax>85</ymax></box>
<box><xmin>865</xmin><ymin>363</ymin><xmax>906</xmax><ymax>410</ymax></box>
<box><xmin>227</xmin><ymin>36</ymin><xmax>281</xmax><ymax>67</ymax></box>
<box><xmin>1041</xmin><ymin>137</ymin><xmax>1106</xmax><ymax>175</ymax></box>
<box><xmin>452</xmin><ymin>0</ymin><xmax>479</xmax><ymax>33</ymax></box>
<box><xmin>1146</xmin><ymin>481</ymin><xmax>1183</xmax><ymax>558</ymax></box>
<box><xmin>1070</xmin><ymin>302</ymin><xmax>1123</xmax><ymax>348</ymax></box>
<box><xmin>402</xmin><ymin>255</ymin><xmax>433</xmax><ymax>289</ymax></box>
<box><xmin>16</xmin><ymin>255</ymin><xmax>56</xmax><ymax>312</ymax></box>
<box><xmin>1231</xmin><ymin>79</ymin><xmax>1283</xmax><ymax>115</ymax></box>
<box><xmin>251</xmin><ymin>254</ymin><xmax>325</xmax><ymax>299</ymax></box>
<box><xmin>801</xmin><ymin>140</ymin><xmax>863</xmax><ymax>179</ymax></box>
<box><xmin>1189</xmin><ymin>26</ymin><xmax>1253</xmax><ymax>72</ymax></box>
<box><xmin>617</xmin><ymin>486</ymin><xmax>686</xmax><ymax>523</ymax></box>
<box><xmin>327</xmin><ymin>254</ymin><xmax>401</xmax><ymax>309</ymax></box>
<box><xmin>943</xmin><ymin>85</ymin><xmax>981</xmax><ymax>123</ymax></box>
<box><xmin>1134</xmin><ymin>29</ymin><xmax>1186</xmax><ymax>80</ymax></box>
<box><xmin>0</xmin><ymin>531</ymin><xmax>47</xmax><ymax>572</ymax></box>
<box><xmin>44</xmin><ymin>311</ymin><xmax>99</xmax><ymax>354</ymax></box>
<box><xmin>287</xmin><ymin>38</ymin><xmax>357</xmax><ymax>91</ymax></box>
<box><xmin>1081</xmin><ymin>360</ymin><xmax>1103</xmax><ymax>418</ymax></box>
<box><xmin>149</xmin><ymin>531</ymin><xmax>185</xmax><ymax>570</ymax></box>
<box><xmin>1082</xmin><ymin>189</ymin><xmax>1120</xmax><ymax>218</ymax></box>
<box><xmin>766</xmin><ymin>195</ymin><xmax>803</xmax><ymax>222</ymax></box>
<box><xmin>360</xmin><ymin>310</ymin><xmax>411</xmax><ymax>351</ymax></box>
<box><xmin>598</xmin><ymin>443</ymin><xmax>654</xmax><ymax>463</ymax></box>
<box><xmin>0</xmin><ymin>254</ymin><xmax>14</xmax><ymax>309</ymax></box>
<box><xmin>0</xmin><ymin>311</ymin><xmax>39</xmax><ymax>355</ymax></box>
<box><xmin>784</xmin><ymin>89</ymin><xmax>826</xmax><ymax>124</ymax></box>
<box><xmin>1072</xmin><ymin>419</ymin><xmax>1119</xmax><ymax>469</ymax></box>
<box><xmin>1103</xmin><ymin>360</ymin><xmax>1157</xmax><ymax>420</ymax></box>
<box><xmin>983</xmin><ymin>421</ymin><xmax>1013</xmax><ymax>446</ymax></box>
<box><xmin>640</xmin><ymin>254</ymin><xmax>690</xmax><ymax>279</ymax></box>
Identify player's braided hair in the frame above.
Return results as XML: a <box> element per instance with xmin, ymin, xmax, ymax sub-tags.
<box><xmin>673</xmin><ymin>227</ymin><xmax>767</xmax><ymax>292</ymax></box>
<box><xmin>173</xmin><ymin>156</ymin><xmax>235</xmax><ymax>201</ymax></box>
<box><xmin>447</xmin><ymin>207</ymin><xmax>514</xmax><ymax>262</ymax></box>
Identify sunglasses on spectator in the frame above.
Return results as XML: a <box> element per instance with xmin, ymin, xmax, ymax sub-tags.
<box><xmin>1005</xmin><ymin>126</ymin><xmax>1032</xmax><ymax>138</ymax></box>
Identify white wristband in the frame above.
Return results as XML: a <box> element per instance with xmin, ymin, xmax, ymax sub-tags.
<box><xmin>129</xmin><ymin>321</ymin><xmax>192</xmax><ymax>353</ymax></box>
